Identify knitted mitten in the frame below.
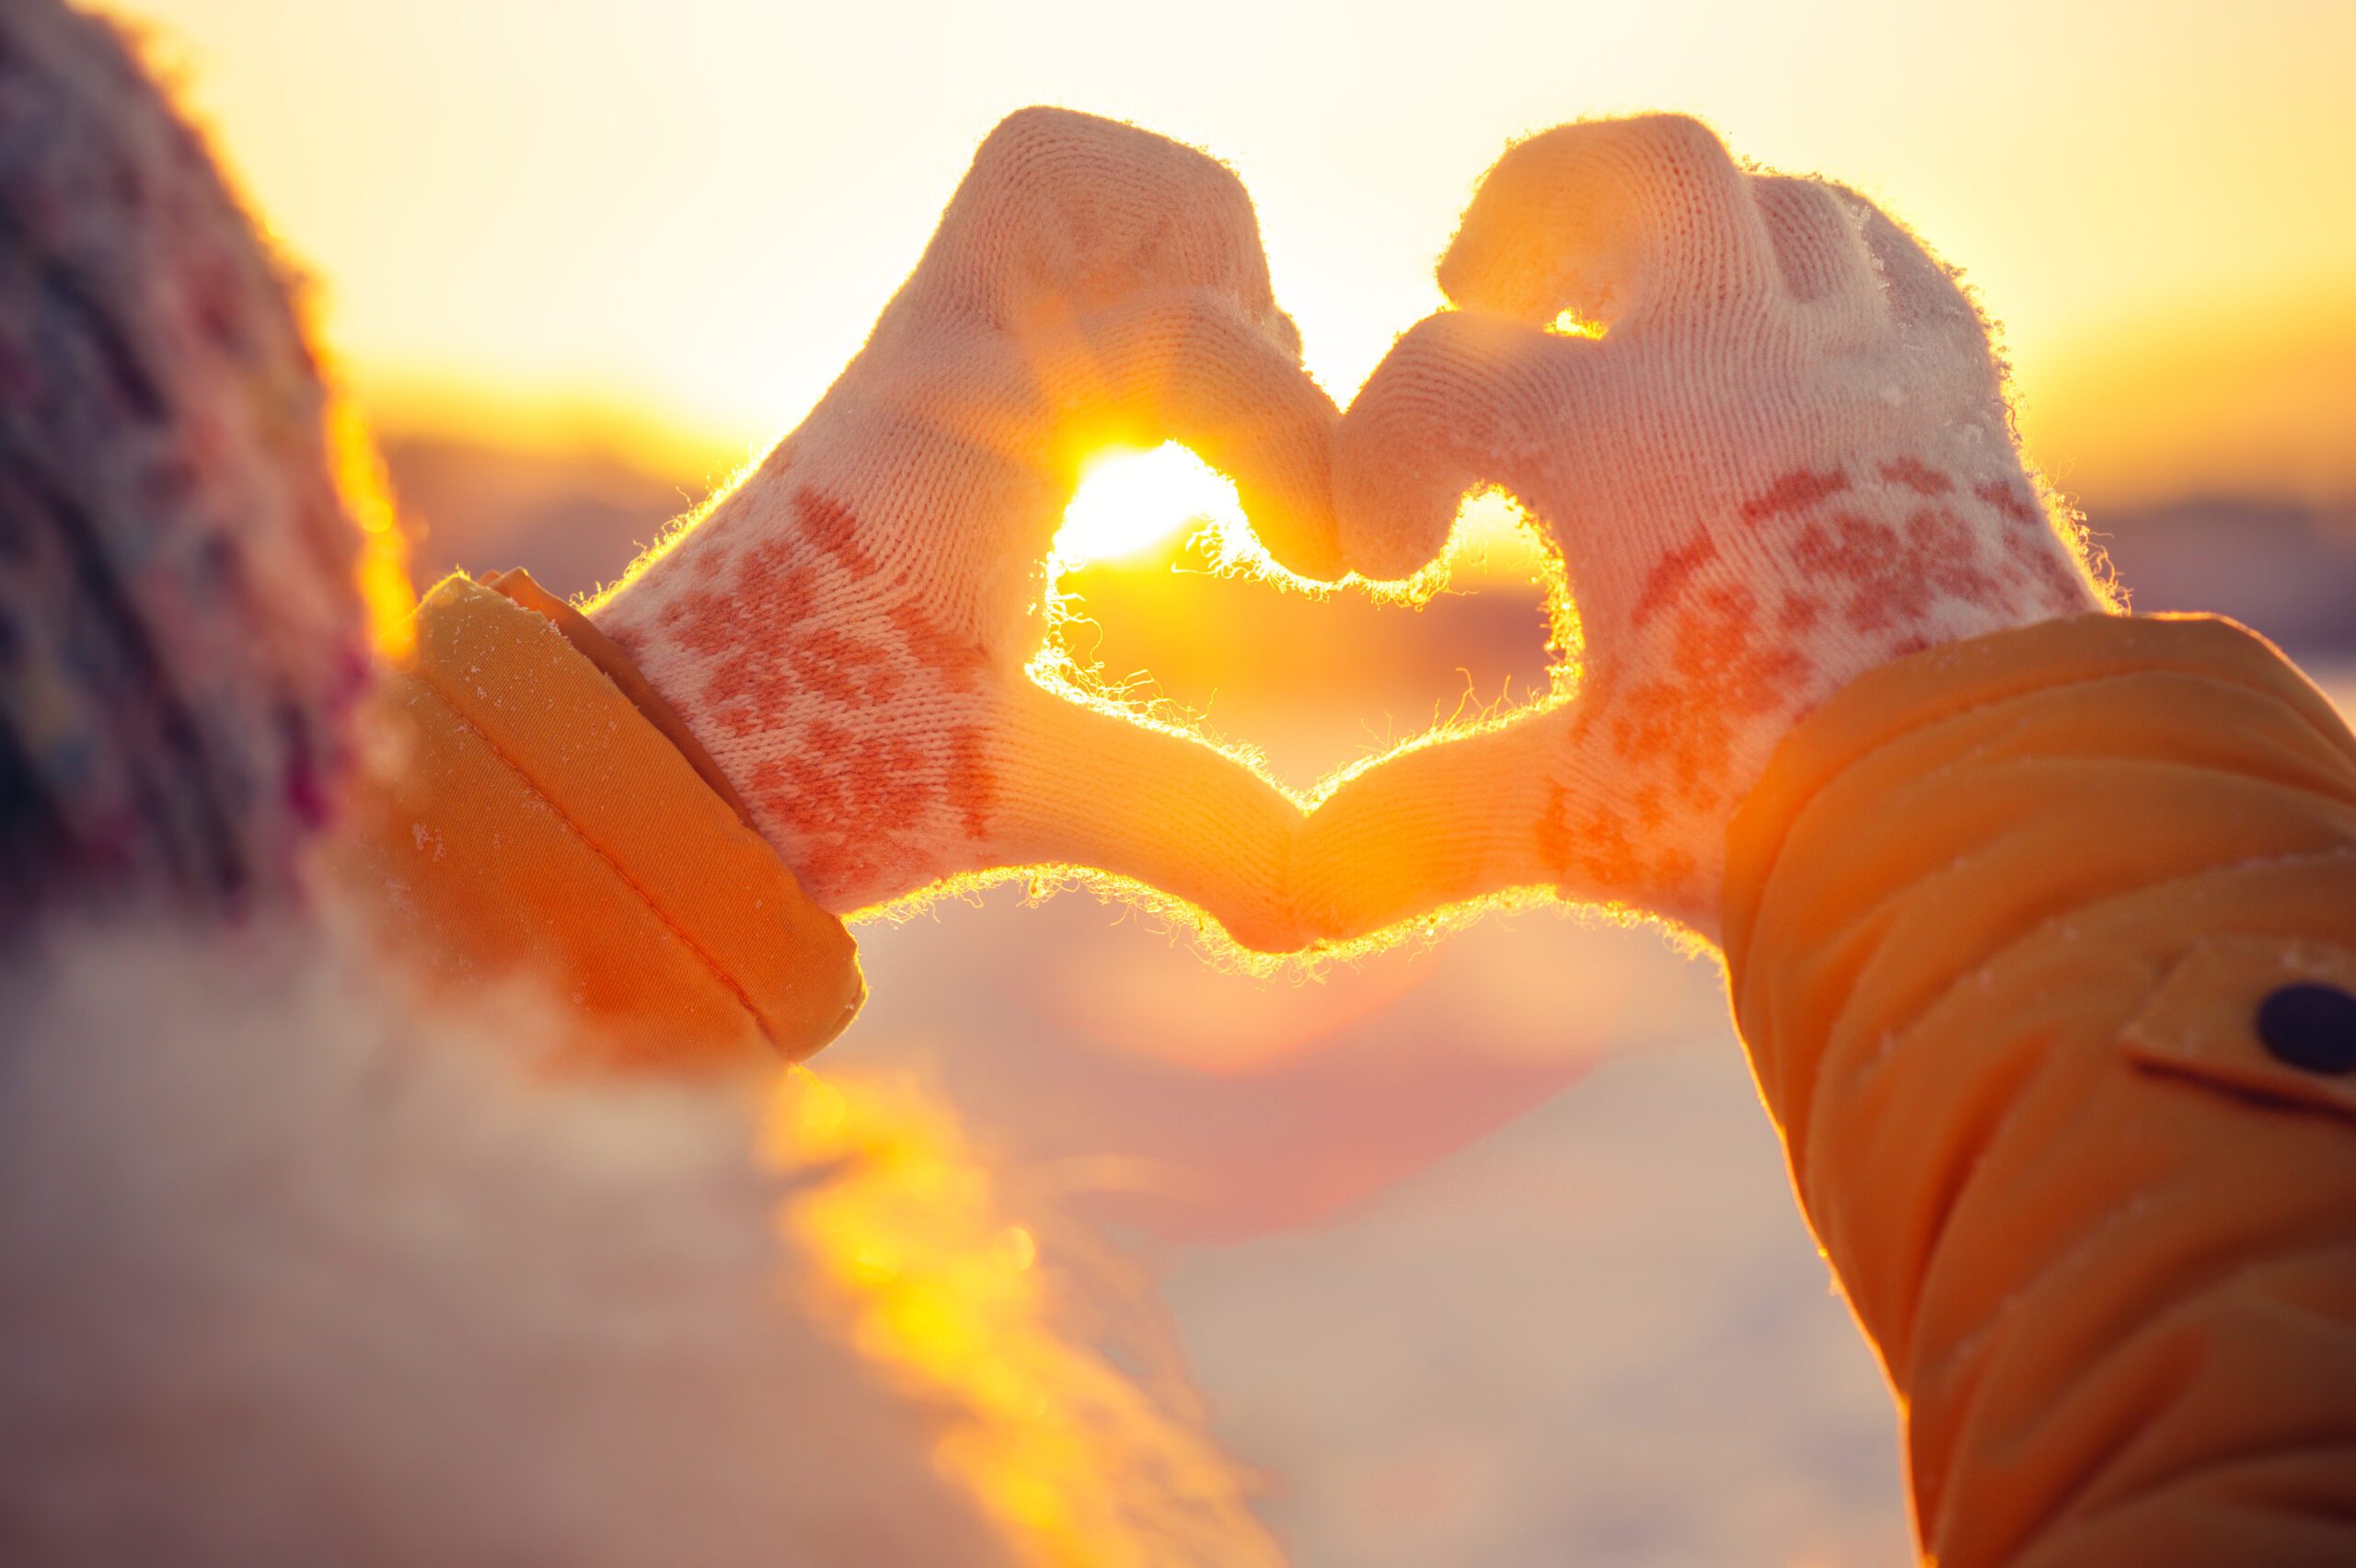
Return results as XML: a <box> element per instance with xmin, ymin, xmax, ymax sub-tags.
<box><xmin>1305</xmin><ymin>115</ymin><xmax>2108</xmax><ymax>940</ymax></box>
<box><xmin>0</xmin><ymin>0</ymin><xmax>371</xmax><ymax>926</ymax></box>
<box><xmin>593</xmin><ymin>109</ymin><xmax>1336</xmax><ymax>950</ymax></box>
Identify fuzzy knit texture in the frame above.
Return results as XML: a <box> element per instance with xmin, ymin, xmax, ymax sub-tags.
<box><xmin>0</xmin><ymin>913</ymin><xmax>1012</xmax><ymax>1568</ymax></box>
<box><xmin>1303</xmin><ymin>115</ymin><xmax>2110</xmax><ymax>940</ymax></box>
<box><xmin>0</xmin><ymin>0</ymin><xmax>369</xmax><ymax>926</ymax></box>
<box><xmin>591</xmin><ymin>108</ymin><xmax>1339</xmax><ymax>951</ymax></box>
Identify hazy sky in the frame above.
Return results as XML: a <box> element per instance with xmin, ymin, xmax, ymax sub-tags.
<box><xmin>109</xmin><ymin>0</ymin><xmax>2356</xmax><ymax>504</ymax></box>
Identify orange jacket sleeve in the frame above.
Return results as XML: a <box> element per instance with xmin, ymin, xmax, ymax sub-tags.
<box><xmin>330</xmin><ymin>574</ymin><xmax>862</xmax><ymax>1070</ymax></box>
<box><xmin>1724</xmin><ymin>613</ymin><xmax>2356</xmax><ymax>1565</ymax></box>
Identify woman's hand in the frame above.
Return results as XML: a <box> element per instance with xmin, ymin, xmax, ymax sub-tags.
<box><xmin>1303</xmin><ymin>115</ymin><xmax>2108</xmax><ymax>941</ymax></box>
<box><xmin>593</xmin><ymin>109</ymin><xmax>1340</xmax><ymax>950</ymax></box>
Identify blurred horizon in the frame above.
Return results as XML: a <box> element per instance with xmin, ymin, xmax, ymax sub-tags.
<box><xmin>104</xmin><ymin>0</ymin><xmax>2356</xmax><ymax>522</ymax></box>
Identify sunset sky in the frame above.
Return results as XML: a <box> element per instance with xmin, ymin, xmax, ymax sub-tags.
<box><xmin>107</xmin><ymin>0</ymin><xmax>2356</xmax><ymax>508</ymax></box>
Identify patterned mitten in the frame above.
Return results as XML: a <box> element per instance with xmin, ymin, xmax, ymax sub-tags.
<box><xmin>0</xmin><ymin>0</ymin><xmax>373</xmax><ymax>926</ymax></box>
<box><xmin>1306</xmin><ymin>115</ymin><xmax>2108</xmax><ymax>940</ymax></box>
<box><xmin>593</xmin><ymin>109</ymin><xmax>1337</xmax><ymax>951</ymax></box>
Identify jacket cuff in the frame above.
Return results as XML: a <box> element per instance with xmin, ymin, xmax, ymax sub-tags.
<box><xmin>1724</xmin><ymin>612</ymin><xmax>2350</xmax><ymax>963</ymax></box>
<box><xmin>352</xmin><ymin>574</ymin><xmax>862</xmax><ymax>1063</ymax></box>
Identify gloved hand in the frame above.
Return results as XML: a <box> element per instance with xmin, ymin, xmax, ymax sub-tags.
<box><xmin>592</xmin><ymin>108</ymin><xmax>1339</xmax><ymax>950</ymax></box>
<box><xmin>1303</xmin><ymin>115</ymin><xmax>2109</xmax><ymax>941</ymax></box>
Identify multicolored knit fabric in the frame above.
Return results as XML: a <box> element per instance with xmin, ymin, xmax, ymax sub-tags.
<box><xmin>0</xmin><ymin>0</ymin><xmax>370</xmax><ymax>924</ymax></box>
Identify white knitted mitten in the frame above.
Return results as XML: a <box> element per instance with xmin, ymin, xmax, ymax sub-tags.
<box><xmin>593</xmin><ymin>109</ymin><xmax>1337</xmax><ymax>949</ymax></box>
<box><xmin>1306</xmin><ymin>115</ymin><xmax>2108</xmax><ymax>940</ymax></box>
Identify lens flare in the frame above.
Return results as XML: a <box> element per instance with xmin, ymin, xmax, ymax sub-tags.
<box><xmin>329</xmin><ymin>397</ymin><xmax>416</xmax><ymax>659</ymax></box>
<box><xmin>1055</xmin><ymin>443</ymin><xmax>1242</xmax><ymax>565</ymax></box>
<box><xmin>769</xmin><ymin>1068</ymin><xmax>1283</xmax><ymax>1567</ymax></box>
<box><xmin>1547</xmin><ymin>306</ymin><xmax>1606</xmax><ymax>340</ymax></box>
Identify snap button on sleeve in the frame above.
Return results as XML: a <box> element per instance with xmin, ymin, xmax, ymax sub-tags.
<box><xmin>2257</xmin><ymin>984</ymin><xmax>2356</xmax><ymax>1076</ymax></box>
<box><xmin>2120</xmin><ymin>934</ymin><xmax>2356</xmax><ymax>1124</ymax></box>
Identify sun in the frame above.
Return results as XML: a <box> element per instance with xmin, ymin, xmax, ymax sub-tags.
<box><xmin>1054</xmin><ymin>442</ymin><xmax>1243</xmax><ymax>565</ymax></box>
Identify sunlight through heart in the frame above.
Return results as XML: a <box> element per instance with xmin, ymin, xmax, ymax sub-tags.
<box><xmin>985</xmin><ymin>440</ymin><xmax>1587</xmax><ymax>973</ymax></box>
<box><xmin>1055</xmin><ymin>443</ymin><xmax>1242</xmax><ymax>564</ymax></box>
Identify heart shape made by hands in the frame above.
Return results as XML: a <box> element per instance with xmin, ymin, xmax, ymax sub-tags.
<box><xmin>600</xmin><ymin>110</ymin><xmax>2096</xmax><ymax>960</ymax></box>
<box><xmin>1015</xmin><ymin>112</ymin><xmax>2108</xmax><ymax>956</ymax></box>
<box><xmin>1023</xmin><ymin>450</ymin><xmax>1584</xmax><ymax>962</ymax></box>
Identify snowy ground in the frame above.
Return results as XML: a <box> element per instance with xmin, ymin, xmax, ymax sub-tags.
<box><xmin>841</xmin><ymin>666</ymin><xmax>2355</xmax><ymax>1567</ymax></box>
<box><xmin>388</xmin><ymin>429</ymin><xmax>2355</xmax><ymax>1564</ymax></box>
<box><xmin>849</xmin><ymin>895</ymin><xmax>1900</xmax><ymax>1566</ymax></box>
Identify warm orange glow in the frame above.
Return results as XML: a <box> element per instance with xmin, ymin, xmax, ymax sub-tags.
<box><xmin>768</xmin><ymin>1068</ymin><xmax>1282</xmax><ymax>1566</ymax></box>
<box><xmin>103</xmin><ymin>0</ymin><xmax>2356</xmax><ymax>508</ymax></box>
<box><xmin>1547</xmin><ymin>307</ymin><xmax>1607</xmax><ymax>340</ymax></box>
<box><xmin>840</xmin><ymin>478</ymin><xmax>1605</xmax><ymax>973</ymax></box>
<box><xmin>328</xmin><ymin>397</ymin><xmax>416</xmax><ymax>659</ymax></box>
<box><xmin>1054</xmin><ymin>444</ymin><xmax>1239</xmax><ymax>565</ymax></box>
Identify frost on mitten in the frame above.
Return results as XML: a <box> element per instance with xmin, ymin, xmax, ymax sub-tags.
<box><xmin>1308</xmin><ymin>115</ymin><xmax>2109</xmax><ymax>940</ymax></box>
<box><xmin>0</xmin><ymin>0</ymin><xmax>375</xmax><ymax>927</ymax></box>
<box><xmin>592</xmin><ymin>109</ymin><xmax>1337</xmax><ymax>951</ymax></box>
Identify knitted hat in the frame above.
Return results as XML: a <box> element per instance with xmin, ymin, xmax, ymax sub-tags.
<box><xmin>0</xmin><ymin>0</ymin><xmax>373</xmax><ymax>926</ymax></box>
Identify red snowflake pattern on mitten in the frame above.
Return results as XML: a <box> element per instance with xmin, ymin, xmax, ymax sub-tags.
<box><xmin>618</xmin><ymin>478</ymin><xmax>998</xmax><ymax>900</ymax></box>
<box><xmin>1529</xmin><ymin>456</ymin><xmax>2103</xmax><ymax>914</ymax></box>
<box><xmin>589</xmin><ymin>110</ymin><xmax>1336</xmax><ymax>947</ymax></box>
<box><xmin>1307</xmin><ymin>116</ymin><xmax>2110</xmax><ymax>940</ymax></box>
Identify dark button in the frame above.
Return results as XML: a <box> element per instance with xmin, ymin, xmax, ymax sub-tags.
<box><xmin>2255</xmin><ymin>984</ymin><xmax>2356</xmax><ymax>1075</ymax></box>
